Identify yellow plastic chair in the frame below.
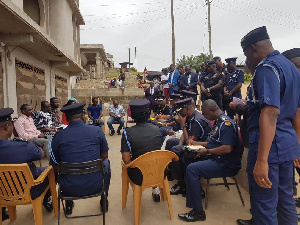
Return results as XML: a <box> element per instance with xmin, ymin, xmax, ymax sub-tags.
<box><xmin>0</xmin><ymin>164</ymin><xmax>58</xmax><ymax>225</ymax></box>
<box><xmin>122</xmin><ymin>150</ymin><xmax>179</xmax><ymax>225</ymax></box>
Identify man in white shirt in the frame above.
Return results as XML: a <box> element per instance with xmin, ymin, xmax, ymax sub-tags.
<box><xmin>161</xmin><ymin>68</ymin><xmax>169</xmax><ymax>104</ymax></box>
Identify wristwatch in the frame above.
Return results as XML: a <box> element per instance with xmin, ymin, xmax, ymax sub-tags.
<box><xmin>207</xmin><ymin>149</ymin><xmax>211</xmax><ymax>155</ymax></box>
<box><xmin>181</xmin><ymin>125</ymin><xmax>186</xmax><ymax>130</ymax></box>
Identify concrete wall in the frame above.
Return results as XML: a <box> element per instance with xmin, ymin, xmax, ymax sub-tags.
<box><xmin>23</xmin><ymin>0</ymin><xmax>40</xmax><ymax>25</ymax></box>
<box><xmin>10</xmin><ymin>0</ymin><xmax>23</xmax><ymax>8</ymax></box>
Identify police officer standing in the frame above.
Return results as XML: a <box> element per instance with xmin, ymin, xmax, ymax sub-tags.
<box><xmin>0</xmin><ymin>108</ymin><xmax>54</xmax><ymax>218</ymax></box>
<box><xmin>223</xmin><ymin>57</ymin><xmax>244</xmax><ymax>119</ymax></box>
<box><xmin>200</xmin><ymin>61</ymin><xmax>225</xmax><ymax>110</ymax></box>
<box><xmin>50</xmin><ymin>103</ymin><xmax>111</xmax><ymax>215</ymax></box>
<box><xmin>121</xmin><ymin>99</ymin><xmax>162</xmax><ymax>202</ymax></box>
<box><xmin>178</xmin><ymin>99</ymin><xmax>241</xmax><ymax>222</ymax></box>
<box><xmin>240</xmin><ymin>26</ymin><xmax>300</xmax><ymax>225</ymax></box>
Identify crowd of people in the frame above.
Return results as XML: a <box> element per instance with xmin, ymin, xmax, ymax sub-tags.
<box><xmin>1</xmin><ymin>26</ymin><xmax>300</xmax><ymax>225</ymax></box>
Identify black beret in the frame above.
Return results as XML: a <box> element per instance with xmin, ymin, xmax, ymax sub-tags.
<box><xmin>207</xmin><ymin>61</ymin><xmax>216</xmax><ymax>66</ymax></box>
<box><xmin>225</xmin><ymin>57</ymin><xmax>238</xmax><ymax>64</ymax></box>
<box><xmin>282</xmin><ymin>48</ymin><xmax>300</xmax><ymax>59</ymax></box>
<box><xmin>181</xmin><ymin>90</ymin><xmax>197</xmax><ymax>98</ymax></box>
<box><xmin>0</xmin><ymin>108</ymin><xmax>14</xmax><ymax>122</ymax></box>
<box><xmin>241</xmin><ymin>26</ymin><xmax>270</xmax><ymax>50</ymax></box>
<box><xmin>175</xmin><ymin>98</ymin><xmax>193</xmax><ymax>111</ymax></box>
<box><xmin>60</xmin><ymin>102</ymin><xmax>86</xmax><ymax>117</ymax></box>
<box><xmin>213</xmin><ymin>56</ymin><xmax>220</xmax><ymax>61</ymax></box>
<box><xmin>129</xmin><ymin>99</ymin><xmax>150</xmax><ymax>113</ymax></box>
<box><xmin>169</xmin><ymin>94</ymin><xmax>181</xmax><ymax>101</ymax></box>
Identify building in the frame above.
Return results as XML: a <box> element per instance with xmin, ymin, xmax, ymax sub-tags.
<box><xmin>80</xmin><ymin>44</ymin><xmax>112</xmax><ymax>80</ymax></box>
<box><xmin>0</xmin><ymin>0</ymin><xmax>84</xmax><ymax>116</ymax></box>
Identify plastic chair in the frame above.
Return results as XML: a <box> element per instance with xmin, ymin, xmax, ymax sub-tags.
<box><xmin>126</xmin><ymin>107</ymin><xmax>135</xmax><ymax>128</ymax></box>
<box><xmin>57</xmin><ymin>159</ymin><xmax>106</xmax><ymax>225</ymax></box>
<box><xmin>204</xmin><ymin>128</ymin><xmax>245</xmax><ymax>209</ymax></box>
<box><xmin>0</xmin><ymin>164</ymin><xmax>58</xmax><ymax>225</ymax></box>
<box><xmin>122</xmin><ymin>150</ymin><xmax>179</xmax><ymax>225</ymax></box>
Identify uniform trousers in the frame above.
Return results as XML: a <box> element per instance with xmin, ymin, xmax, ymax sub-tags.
<box><xmin>202</xmin><ymin>96</ymin><xmax>223</xmax><ymax>110</ymax></box>
<box><xmin>247</xmin><ymin>160</ymin><xmax>297</xmax><ymax>225</ymax></box>
<box><xmin>185</xmin><ymin>159</ymin><xmax>238</xmax><ymax>211</ymax></box>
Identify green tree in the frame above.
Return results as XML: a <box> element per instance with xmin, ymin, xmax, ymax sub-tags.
<box><xmin>177</xmin><ymin>53</ymin><xmax>210</xmax><ymax>72</ymax></box>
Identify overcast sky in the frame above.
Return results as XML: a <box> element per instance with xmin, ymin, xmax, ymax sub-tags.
<box><xmin>79</xmin><ymin>0</ymin><xmax>300</xmax><ymax>71</ymax></box>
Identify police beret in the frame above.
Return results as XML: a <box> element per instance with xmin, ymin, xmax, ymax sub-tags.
<box><xmin>181</xmin><ymin>90</ymin><xmax>197</xmax><ymax>98</ymax></box>
<box><xmin>282</xmin><ymin>48</ymin><xmax>300</xmax><ymax>59</ymax></box>
<box><xmin>241</xmin><ymin>26</ymin><xmax>270</xmax><ymax>50</ymax></box>
<box><xmin>175</xmin><ymin>98</ymin><xmax>193</xmax><ymax>111</ymax></box>
<box><xmin>225</xmin><ymin>57</ymin><xmax>238</xmax><ymax>64</ymax></box>
<box><xmin>129</xmin><ymin>99</ymin><xmax>150</xmax><ymax>113</ymax></box>
<box><xmin>169</xmin><ymin>94</ymin><xmax>181</xmax><ymax>101</ymax></box>
<box><xmin>60</xmin><ymin>102</ymin><xmax>86</xmax><ymax>116</ymax></box>
<box><xmin>213</xmin><ymin>56</ymin><xmax>220</xmax><ymax>61</ymax></box>
<box><xmin>0</xmin><ymin>108</ymin><xmax>14</xmax><ymax>122</ymax></box>
<box><xmin>207</xmin><ymin>61</ymin><xmax>216</xmax><ymax>66</ymax></box>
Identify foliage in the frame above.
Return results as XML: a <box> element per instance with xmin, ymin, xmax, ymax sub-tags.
<box><xmin>177</xmin><ymin>53</ymin><xmax>210</xmax><ymax>72</ymax></box>
<box><xmin>244</xmin><ymin>73</ymin><xmax>252</xmax><ymax>83</ymax></box>
<box><xmin>131</xmin><ymin>67</ymin><xmax>137</xmax><ymax>72</ymax></box>
<box><xmin>107</xmin><ymin>72</ymin><xmax>120</xmax><ymax>78</ymax></box>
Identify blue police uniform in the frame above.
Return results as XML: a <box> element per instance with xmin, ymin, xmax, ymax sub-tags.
<box><xmin>185</xmin><ymin>113</ymin><xmax>241</xmax><ymax>211</ymax></box>
<box><xmin>50</xmin><ymin>120</ymin><xmax>111</xmax><ymax>197</ymax></box>
<box><xmin>246</xmin><ymin>50</ymin><xmax>300</xmax><ymax>225</ymax></box>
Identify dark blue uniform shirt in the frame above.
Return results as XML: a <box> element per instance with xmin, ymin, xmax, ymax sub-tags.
<box><xmin>186</xmin><ymin>110</ymin><xmax>212</xmax><ymax>142</ymax></box>
<box><xmin>225</xmin><ymin>69</ymin><xmax>244</xmax><ymax>98</ymax></box>
<box><xmin>0</xmin><ymin>139</ymin><xmax>42</xmax><ymax>177</ymax></box>
<box><xmin>247</xmin><ymin>50</ymin><xmax>300</xmax><ymax>164</ymax></box>
<box><xmin>50</xmin><ymin>121</ymin><xmax>109</xmax><ymax>196</ymax></box>
<box><xmin>206</xmin><ymin>113</ymin><xmax>241</xmax><ymax>170</ymax></box>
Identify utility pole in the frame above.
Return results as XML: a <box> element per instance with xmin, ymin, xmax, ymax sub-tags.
<box><xmin>207</xmin><ymin>0</ymin><xmax>212</xmax><ymax>60</ymax></box>
<box><xmin>129</xmin><ymin>48</ymin><xmax>131</xmax><ymax>68</ymax></box>
<box><xmin>171</xmin><ymin>0</ymin><xmax>175</xmax><ymax>65</ymax></box>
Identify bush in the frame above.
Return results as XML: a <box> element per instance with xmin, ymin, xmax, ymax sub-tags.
<box><xmin>131</xmin><ymin>67</ymin><xmax>137</xmax><ymax>72</ymax></box>
<box><xmin>244</xmin><ymin>73</ymin><xmax>252</xmax><ymax>82</ymax></box>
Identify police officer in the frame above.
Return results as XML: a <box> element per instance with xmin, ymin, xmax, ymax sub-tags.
<box><xmin>152</xmin><ymin>95</ymin><xmax>170</xmax><ymax>126</ymax></box>
<box><xmin>223</xmin><ymin>57</ymin><xmax>244</xmax><ymax>119</ymax></box>
<box><xmin>0</xmin><ymin>108</ymin><xmax>54</xmax><ymax>217</ymax></box>
<box><xmin>178</xmin><ymin>99</ymin><xmax>241</xmax><ymax>222</ymax></box>
<box><xmin>240</xmin><ymin>26</ymin><xmax>300</xmax><ymax>225</ymax></box>
<box><xmin>50</xmin><ymin>103</ymin><xmax>111</xmax><ymax>215</ymax></box>
<box><xmin>165</xmin><ymin>97</ymin><xmax>211</xmax><ymax>195</ymax></box>
<box><xmin>121</xmin><ymin>99</ymin><xmax>162</xmax><ymax>202</ymax></box>
<box><xmin>200</xmin><ymin>61</ymin><xmax>224</xmax><ymax>110</ymax></box>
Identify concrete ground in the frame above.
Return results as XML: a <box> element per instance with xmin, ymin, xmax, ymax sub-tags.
<box><xmin>3</xmin><ymin>121</ymin><xmax>257</xmax><ymax>225</ymax></box>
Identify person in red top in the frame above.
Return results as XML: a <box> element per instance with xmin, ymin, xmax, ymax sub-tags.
<box><xmin>62</xmin><ymin>98</ymin><xmax>77</xmax><ymax>125</ymax></box>
<box><xmin>14</xmin><ymin>104</ymin><xmax>49</xmax><ymax>159</ymax></box>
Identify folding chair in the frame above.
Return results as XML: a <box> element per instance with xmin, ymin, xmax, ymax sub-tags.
<box><xmin>122</xmin><ymin>150</ymin><xmax>179</xmax><ymax>225</ymax></box>
<box><xmin>0</xmin><ymin>164</ymin><xmax>58</xmax><ymax>225</ymax></box>
<box><xmin>57</xmin><ymin>159</ymin><xmax>106</xmax><ymax>225</ymax></box>
<box><xmin>126</xmin><ymin>107</ymin><xmax>135</xmax><ymax>128</ymax></box>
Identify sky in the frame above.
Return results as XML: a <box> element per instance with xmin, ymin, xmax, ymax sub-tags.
<box><xmin>79</xmin><ymin>0</ymin><xmax>300</xmax><ymax>71</ymax></box>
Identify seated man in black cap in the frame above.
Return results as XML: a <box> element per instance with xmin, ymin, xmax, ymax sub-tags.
<box><xmin>121</xmin><ymin>99</ymin><xmax>162</xmax><ymax>202</ymax></box>
<box><xmin>200</xmin><ymin>61</ymin><xmax>224</xmax><ymax>110</ymax></box>
<box><xmin>0</xmin><ymin>108</ymin><xmax>54</xmax><ymax>220</ymax></box>
<box><xmin>223</xmin><ymin>57</ymin><xmax>244</xmax><ymax>119</ymax></box>
<box><xmin>152</xmin><ymin>95</ymin><xmax>170</xmax><ymax>126</ymax></box>
<box><xmin>165</xmin><ymin>98</ymin><xmax>211</xmax><ymax>195</ymax></box>
<box><xmin>50</xmin><ymin>103</ymin><xmax>111</xmax><ymax>215</ymax></box>
<box><xmin>178</xmin><ymin>99</ymin><xmax>241</xmax><ymax>222</ymax></box>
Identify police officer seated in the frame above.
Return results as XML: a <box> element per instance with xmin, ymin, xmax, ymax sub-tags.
<box><xmin>178</xmin><ymin>99</ymin><xmax>241</xmax><ymax>222</ymax></box>
<box><xmin>50</xmin><ymin>103</ymin><xmax>111</xmax><ymax>215</ymax></box>
<box><xmin>121</xmin><ymin>99</ymin><xmax>162</xmax><ymax>202</ymax></box>
<box><xmin>152</xmin><ymin>95</ymin><xmax>170</xmax><ymax>125</ymax></box>
<box><xmin>165</xmin><ymin>97</ymin><xmax>211</xmax><ymax>195</ymax></box>
<box><xmin>0</xmin><ymin>108</ymin><xmax>54</xmax><ymax>218</ymax></box>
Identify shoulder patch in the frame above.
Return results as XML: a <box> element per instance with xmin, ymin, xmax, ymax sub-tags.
<box><xmin>224</xmin><ymin>120</ymin><xmax>232</xmax><ymax>126</ymax></box>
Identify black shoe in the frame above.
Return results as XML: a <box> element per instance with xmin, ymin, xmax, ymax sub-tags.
<box><xmin>295</xmin><ymin>197</ymin><xmax>300</xmax><ymax>208</ymax></box>
<box><xmin>65</xmin><ymin>201</ymin><xmax>74</xmax><ymax>215</ymax></box>
<box><xmin>298</xmin><ymin>213</ymin><xmax>300</xmax><ymax>222</ymax></box>
<box><xmin>43</xmin><ymin>197</ymin><xmax>53</xmax><ymax>212</ymax></box>
<box><xmin>178</xmin><ymin>209</ymin><xmax>206</xmax><ymax>222</ymax></box>
<box><xmin>236</xmin><ymin>218</ymin><xmax>254</xmax><ymax>225</ymax></box>
<box><xmin>110</xmin><ymin>130</ymin><xmax>115</xmax><ymax>136</ymax></box>
<box><xmin>170</xmin><ymin>183</ymin><xmax>186</xmax><ymax>195</ymax></box>
<box><xmin>152</xmin><ymin>193</ymin><xmax>160</xmax><ymax>202</ymax></box>
<box><xmin>293</xmin><ymin>186</ymin><xmax>297</xmax><ymax>196</ymax></box>
<box><xmin>2</xmin><ymin>208</ymin><xmax>9</xmax><ymax>221</ymax></box>
<box><xmin>100</xmin><ymin>198</ymin><xmax>109</xmax><ymax>213</ymax></box>
<box><xmin>117</xmin><ymin>129</ymin><xmax>121</xmax><ymax>135</ymax></box>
